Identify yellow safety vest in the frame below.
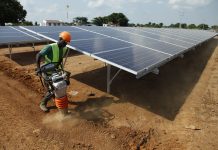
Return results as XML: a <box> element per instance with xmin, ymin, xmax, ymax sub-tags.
<box><xmin>45</xmin><ymin>43</ymin><xmax>67</xmax><ymax>64</ymax></box>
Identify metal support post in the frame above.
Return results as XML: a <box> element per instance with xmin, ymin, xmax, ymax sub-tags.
<box><xmin>63</xmin><ymin>48</ymin><xmax>70</xmax><ymax>69</ymax></box>
<box><xmin>152</xmin><ymin>68</ymin><xmax>159</xmax><ymax>75</ymax></box>
<box><xmin>107</xmin><ymin>64</ymin><xmax>111</xmax><ymax>93</ymax></box>
<box><xmin>106</xmin><ymin>64</ymin><xmax>121</xmax><ymax>93</ymax></box>
<box><xmin>8</xmin><ymin>44</ymin><xmax>12</xmax><ymax>59</ymax></box>
<box><xmin>32</xmin><ymin>43</ymin><xmax>35</xmax><ymax>51</ymax></box>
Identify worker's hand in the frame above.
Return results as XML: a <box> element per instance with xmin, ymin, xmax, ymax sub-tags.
<box><xmin>35</xmin><ymin>68</ymin><xmax>42</xmax><ymax>76</ymax></box>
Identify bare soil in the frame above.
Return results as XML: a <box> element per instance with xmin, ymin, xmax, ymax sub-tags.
<box><xmin>0</xmin><ymin>37</ymin><xmax>218</xmax><ymax>150</ymax></box>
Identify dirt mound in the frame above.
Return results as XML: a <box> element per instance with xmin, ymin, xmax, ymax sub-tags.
<box><xmin>0</xmin><ymin>69</ymin><xmax>159</xmax><ymax>149</ymax></box>
<box><xmin>0</xmin><ymin>56</ymin><xmax>44</xmax><ymax>95</ymax></box>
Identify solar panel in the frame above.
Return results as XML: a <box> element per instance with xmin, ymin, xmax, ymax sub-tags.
<box><xmin>20</xmin><ymin>26</ymin><xmax>217</xmax><ymax>79</ymax></box>
<box><xmin>148</xmin><ymin>28</ymin><xmax>215</xmax><ymax>42</ymax></box>
<box><xmin>0</xmin><ymin>26</ymin><xmax>46</xmax><ymax>45</ymax></box>
<box><xmin>114</xmin><ymin>27</ymin><xmax>195</xmax><ymax>47</ymax></box>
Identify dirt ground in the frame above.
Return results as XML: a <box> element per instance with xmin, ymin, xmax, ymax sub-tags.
<box><xmin>0</xmin><ymin>37</ymin><xmax>218</xmax><ymax>150</ymax></box>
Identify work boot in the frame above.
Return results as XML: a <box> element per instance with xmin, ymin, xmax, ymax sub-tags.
<box><xmin>40</xmin><ymin>92</ymin><xmax>53</xmax><ymax>112</ymax></box>
<box><xmin>39</xmin><ymin>100</ymin><xmax>49</xmax><ymax>112</ymax></box>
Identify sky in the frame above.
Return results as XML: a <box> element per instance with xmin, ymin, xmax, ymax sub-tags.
<box><xmin>18</xmin><ymin>0</ymin><xmax>218</xmax><ymax>26</ymax></box>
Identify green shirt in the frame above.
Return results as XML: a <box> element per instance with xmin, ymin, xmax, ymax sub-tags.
<box><xmin>39</xmin><ymin>44</ymin><xmax>65</xmax><ymax>62</ymax></box>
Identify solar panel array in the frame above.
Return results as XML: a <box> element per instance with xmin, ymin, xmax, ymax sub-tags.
<box><xmin>0</xmin><ymin>26</ymin><xmax>46</xmax><ymax>45</ymax></box>
<box><xmin>20</xmin><ymin>26</ymin><xmax>217</xmax><ymax>78</ymax></box>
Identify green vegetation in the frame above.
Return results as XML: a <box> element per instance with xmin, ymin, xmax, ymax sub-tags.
<box><xmin>211</xmin><ymin>25</ymin><xmax>218</xmax><ymax>32</ymax></box>
<box><xmin>73</xmin><ymin>17</ymin><xmax>88</xmax><ymax>25</ymax></box>
<box><xmin>92</xmin><ymin>13</ymin><xmax>129</xmax><ymax>26</ymax></box>
<box><xmin>197</xmin><ymin>24</ymin><xmax>209</xmax><ymax>30</ymax></box>
<box><xmin>0</xmin><ymin>0</ymin><xmax>27</xmax><ymax>26</ymax></box>
<box><xmin>188</xmin><ymin>24</ymin><xmax>197</xmax><ymax>29</ymax></box>
<box><xmin>92</xmin><ymin>16</ymin><xmax>108</xmax><ymax>26</ymax></box>
<box><xmin>107</xmin><ymin>13</ymin><xmax>129</xmax><ymax>26</ymax></box>
<box><xmin>13</xmin><ymin>21</ymin><xmax>33</xmax><ymax>26</ymax></box>
<box><xmin>124</xmin><ymin>21</ymin><xmax>216</xmax><ymax>30</ymax></box>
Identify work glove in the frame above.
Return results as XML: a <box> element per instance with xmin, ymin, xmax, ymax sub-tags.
<box><xmin>35</xmin><ymin>68</ymin><xmax>42</xmax><ymax>76</ymax></box>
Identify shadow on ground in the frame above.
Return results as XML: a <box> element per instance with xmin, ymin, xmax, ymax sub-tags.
<box><xmin>73</xmin><ymin>38</ymin><xmax>218</xmax><ymax>120</ymax></box>
<box><xmin>69</xmin><ymin>96</ymin><xmax>117</xmax><ymax>124</ymax></box>
<box><xmin>6</xmin><ymin>51</ymin><xmax>39</xmax><ymax>66</ymax></box>
<box><xmin>5</xmin><ymin>50</ymin><xmax>81</xmax><ymax>66</ymax></box>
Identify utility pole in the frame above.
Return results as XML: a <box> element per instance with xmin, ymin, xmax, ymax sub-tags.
<box><xmin>66</xmin><ymin>4</ymin><xmax>69</xmax><ymax>23</ymax></box>
<box><xmin>178</xmin><ymin>9</ymin><xmax>184</xmax><ymax>29</ymax></box>
<box><xmin>202</xmin><ymin>18</ymin><xmax>206</xmax><ymax>30</ymax></box>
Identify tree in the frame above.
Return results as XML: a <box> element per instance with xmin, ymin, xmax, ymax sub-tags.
<box><xmin>92</xmin><ymin>16</ymin><xmax>108</xmax><ymax>26</ymax></box>
<box><xmin>211</xmin><ymin>25</ymin><xmax>218</xmax><ymax>32</ymax></box>
<box><xmin>107</xmin><ymin>13</ymin><xmax>129</xmax><ymax>26</ymax></box>
<box><xmin>146</xmin><ymin>22</ymin><xmax>152</xmax><ymax>27</ymax></box>
<box><xmin>128</xmin><ymin>23</ymin><xmax>136</xmax><ymax>27</ymax></box>
<box><xmin>0</xmin><ymin>0</ymin><xmax>27</xmax><ymax>26</ymax></box>
<box><xmin>154</xmin><ymin>24</ymin><xmax>160</xmax><ymax>28</ymax></box>
<box><xmin>21</xmin><ymin>21</ymin><xmax>33</xmax><ymax>26</ymax></box>
<box><xmin>175</xmin><ymin>23</ymin><xmax>180</xmax><ymax>28</ymax></box>
<box><xmin>211</xmin><ymin>25</ymin><xmax>218</xmax><ymax>29</ymax></box>
<box><xmin>169</xmin><ymin>24</ymin><xmax>175</xmax><ymax>28</ymax></box>
<box><xmin>148</xmin><ymin>22</ymin><xmax>152</xmax><ymax>26</ymax></box>
<box><xmin>151</xmin><ymin>23</ymin><xmax>156</xmax><ymax>27</ymax></box>
<box><xmin>73</xmin><ymin>17</ymin><xmax>88</xmax><ymax>25</ymax></box>
<box><xmin>198</xmin><ymin>24</ymin><xmax>209</xmax><ymax>30</ymax></box>
<box><xmin>12</xmin><ymin>21</ymin><xmax>33</xmax><ymax>26</ymax></box>
<box><xmin>188</xmin><ymin>24</ymin><xmax>197</xmax><ymax>29</ymax></box>
<box><xmin>181</xmin><ymin>23</ymin><xmax>187</xmax><ymax>29</ymax></box>
<box><xmin>159</xmin><ymin>23</ymin><xmax>163</xmax><ymax>28</ymax></box>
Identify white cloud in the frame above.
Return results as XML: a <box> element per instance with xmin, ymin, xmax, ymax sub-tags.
<box><xmin>168</xmin><ymin>0</ymin><xmax>213</xmax><ymax>9</ymax></box>
<box><xmin>87</xmin><ymin>0</ymin><xmax>121</xmax><ymax>9</ymax></box>
<box><xmin>87</xmin><ymin>0</ymin><xmax>152</xmax><ymax>8</ymax></box>
<box><xmin>38</xmin><ymin>4</ymin><xmax>59</xmax><ymax>14</ymax></box>
<box><xmin>88</xmin><ymin>0</ymin><xmax>104</xmax><ymax>8</ymax></box>
<box><xmin>129</xmin><ymin>0</ymin><xmax>151</xmax><ymax>2</ymax></box>
<box><xmin>18</xmin><ymin>0</ymin><xmax>34</xmax><ymax>8</ymax></box>
<box><xmin>157</xmin><ymin>0</ymin><xmax>164</xmax><ymax>4</ymax></box>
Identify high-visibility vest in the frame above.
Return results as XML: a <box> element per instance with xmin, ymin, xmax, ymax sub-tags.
<box><xmin>45</xmin><ymin>43</ymin><xmax>67</xmax><ymax>64</ymax></box>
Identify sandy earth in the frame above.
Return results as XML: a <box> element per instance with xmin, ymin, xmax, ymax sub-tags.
<box><xmin>0</xmin><ymin>37</ymin><xmax>217</xmax><ymax>150</ymax></box>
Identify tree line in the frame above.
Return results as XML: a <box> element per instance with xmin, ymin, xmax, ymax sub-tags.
<box><xmin>72</xmin><ymin>15</ymin><xmax>218</xmax><ymax>30</ymax></box>
<box><xmin>72</xmin><ymin>13</ymin><xmax>129</xmax><ymax>27</ymax></box>
<box><xmin>131</xmin><ymin>22</ymin><xmax>218</xmax><ymax>30</ymax></box>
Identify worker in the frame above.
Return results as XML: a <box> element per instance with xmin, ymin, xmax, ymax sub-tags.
<box><xmin>36</xmin><ymin>31</ymin><xmax>71</xmax><ymax>112</ymax></box>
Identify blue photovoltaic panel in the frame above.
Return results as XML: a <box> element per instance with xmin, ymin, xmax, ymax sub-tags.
<box><xmin>20</xmin><ymin>26</ymin><xmax>217</xmax><ymax>78</ymax></box>
<box><xmin>19</xmin><ymin>26</ymin><xmax>105</xmax><ymax>41</ymax></box>
<box><xmin>70</xmin><ymin>38</ymin><xmax>133</xmax><ymax>54</ymax></box>
<box><xmin>141</xmin><ymin>28</ymin><xmax>200</xmax><ymax>43</ymax></box>
<box><xmin>20</xmin><ymin>26</ymin><xmax>135</xmax><ymax>54</ymax></box>
<box><xmin>114</xmin><ymin>27</ymin><xmax>195</xmax><ymax>48</ymax></box>
<box><xmin>75</xmin><ymin>26</ymin><xmax>186</xmax><ymax>55</ymax></box>
<box><xmin>0</xmin><ymin>26</ymin><xmax>46</xmax><ymax>45</ymax></box>
<box><xmin>94</xmin><ymin>46</ymin><xmax>169</xmax><ymax>72</ymax></box>
<box><xmin>147</xmin><ymin>28</ymin><xmax>216</xmax><ymax>42</ymax></box>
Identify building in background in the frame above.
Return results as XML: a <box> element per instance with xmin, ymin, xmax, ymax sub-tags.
<box><xmin>41</xmin><ymin>20</ymin><xmax>64</xmax><ymax>26</ymax></box>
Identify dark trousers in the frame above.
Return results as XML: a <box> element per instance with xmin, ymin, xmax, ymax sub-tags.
<box><xmin>41</xmin><ymin>74</ymin><xmax>54</xmax><ymax>103</ymax></box>
<box><xmin>41</xmin><ymin>91</ymin><xmax>54</xmax><ymax>103</ymax></box>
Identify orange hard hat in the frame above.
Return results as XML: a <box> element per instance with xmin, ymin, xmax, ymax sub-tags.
<box><xmin>59</xmin><ymin>31</ymin><xmax>71</xmax><ymax>43</ymax></box>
